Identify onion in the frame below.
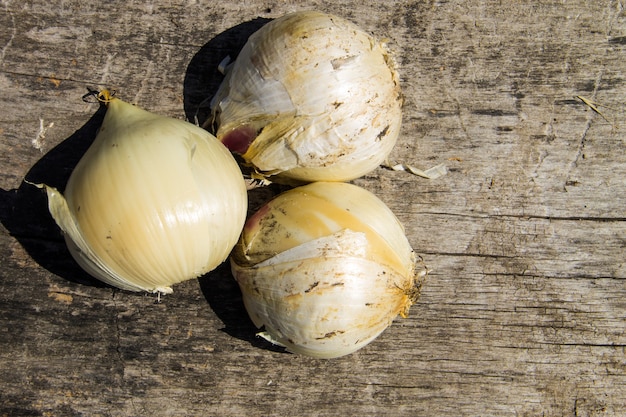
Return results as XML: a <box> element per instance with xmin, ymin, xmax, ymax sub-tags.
<box><xmin>210</xmin><ymin>11</ymin><xmax>403</xmax><ymax>183</ymax></box>
<box><xmin>230</xmin><ymin>182</ymin><xmax>424</xmax><ymax>358</ymax></box>
<box><xmin>37</xmin><ymin>91</ymin><xmax>248</xmax><ymax>294</ymax></box>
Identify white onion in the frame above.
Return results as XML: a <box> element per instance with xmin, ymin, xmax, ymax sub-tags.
<box><xmin>39</xmin><ymin>91</ymin><xmax>248</xmax><ymax>294</ymax></box>
<box><xmin>231</xmin><ymin>182</ymin><xmax>423</xmax><ymax>358</ymax></box>
<box><xmin>210</xmin><ymin>11</ymin><xmax>403</xmax><ymax>183</ymax></box>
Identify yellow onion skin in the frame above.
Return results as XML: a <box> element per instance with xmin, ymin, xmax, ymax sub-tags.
<box><xmin>41</xmin><ymin>93</ymin><xmax>248</xmax><ymax>293</ymax></box>
<box><xmin>231</xmin><ymin>182</ymin><xmax>421</xmax><ymax>358</ymax></box>
<box><xmin>211</xmin><ymin>11</ymin><xmax>403</xmax><ymax>183</ymax></box>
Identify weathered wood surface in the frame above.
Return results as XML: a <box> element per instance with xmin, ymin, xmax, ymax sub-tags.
<box><xmin>1</xmin><ymin>1</ymin><xmax>625</xmax><ymax>416</ymax></box>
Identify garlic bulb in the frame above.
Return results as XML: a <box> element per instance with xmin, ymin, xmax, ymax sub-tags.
<box><xmin>39</xmin><ymin>91</ymin><xmax>248</xmax><ymax>294</ymax></box>
<box><xmin>231</xmin><ymin>182</ymin><xmax>422</xmax><ymax>358</ymax></box>
<box><xmin>210</xmin><ymin>10</ymin><xmax>403</xmax><ymax>183</ymax></box>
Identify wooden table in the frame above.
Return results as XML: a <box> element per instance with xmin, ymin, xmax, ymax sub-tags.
<box><xmin>1</xmin><ymin>1</ymin><xmax>625</xmax><ymax>415</ymax></box>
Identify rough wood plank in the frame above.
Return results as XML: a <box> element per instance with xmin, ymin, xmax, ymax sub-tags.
<box><xmin>1</xmin><ymin>1</ymin><xmax>625</xmax><ymax>416</ymax></box>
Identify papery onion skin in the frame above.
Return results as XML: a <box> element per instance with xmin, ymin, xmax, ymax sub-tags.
<box><xmin>41</xmin><ymin>91</ymin><xmax>248</xmax><ymax>293</ymax></box>
<box><xmin>231</xmin><ymin>182</ymin><xmax>421</xmax><ymax>358</ymax></box>
<box><xmin>211</xmin><ymin>11</ymin><xmax>403</xmax><ymax>183</ymax></box>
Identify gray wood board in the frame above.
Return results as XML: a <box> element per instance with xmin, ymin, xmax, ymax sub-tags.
<box><xmin>1</xmin><ymin>1</ymin><xmax>625</xmax><ymax>416</ymax></box>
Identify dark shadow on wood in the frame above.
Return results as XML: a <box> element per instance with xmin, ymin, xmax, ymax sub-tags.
<box><xmin>0</xmin><ymin>104</ymin><xmax>107</xmax><ymax>288</ymax></box>
<box><xmin>197</xmin><ymin>180</ymin><xmax>292</xmax><ymax>353</ymax></box>
<box><xmin>198</xmin><ymin>262</ymin><xmax>287</xmax><ymax>354</ymax></box>
<box><xmin>182</xmin><ymin>17</ymin><xmax>271</xmax><ymax>128</ymax></box>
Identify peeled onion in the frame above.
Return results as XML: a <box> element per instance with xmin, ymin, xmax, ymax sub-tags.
<box><xmin>39</xmin><ymin>91</ymin><xmax>248</xmax><ymax>294</ymax></box>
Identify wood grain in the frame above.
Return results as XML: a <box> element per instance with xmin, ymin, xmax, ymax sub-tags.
<box><xmin>1</xmin><ymin>1</ymin><xmax>625</xmax><ymax>416</ymax></box>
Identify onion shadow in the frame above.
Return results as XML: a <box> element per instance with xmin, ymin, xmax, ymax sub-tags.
<box><xmin>182</xmin><ymin>17</ymin><xmax>271</xmax><ymax>128</ymax></box>
<box><xmin>0</xmin><ymin>104</ymin><xmax>108</xmax><ymax>287</ymax></box>
<box><xmin>197</xmin><ymin>181</ymin><xmax>290</xmax><ymax>353</ymax></box>
<box><xmin>197</xmin><ymin>264</ymin><xmax>285</xmax><ymax>353</ymax></box>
